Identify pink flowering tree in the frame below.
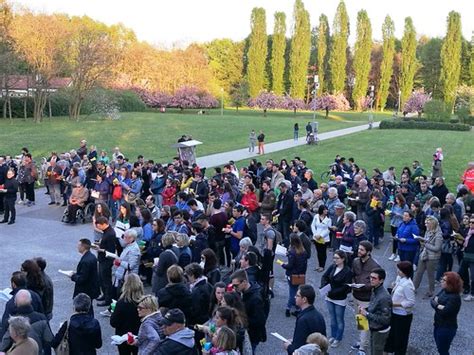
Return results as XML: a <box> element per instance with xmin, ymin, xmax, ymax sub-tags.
<box><xmin>308</xmin><ymin>93</ymin><xmax>350</xmax><ymax>118</ymax></box>
<box><xmin>134</xmin><ymin>89</ymin><xmax>171</xmax><ymax>109</ymax></box>
<box><xmin>356</xmin><ymin>96</ymin><xmax>373</xmax><ymax>112</ymax></box>
<box><xmin>248</xmin><ymin>91</ymin><xmax>280</xmax><ymax>116</ymax></box>
<box><xmin>169</xmin><ymin>86</ymin><xmax>218</xmax><ymax>111</ymax></box>
<box><xmin>279</xmin><ymin>94</ymin><xmax>306</xmax><ymax>115</ymax></box>
<box><xmin>404</xmin><ymin>90</ymin><xmax>431</xmax><ymax>118</ymax></box>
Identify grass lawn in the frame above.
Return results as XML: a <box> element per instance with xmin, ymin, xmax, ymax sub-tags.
<box><xmin>0</xmin><ymin>109</ymin><xmax>391</xmax><ymax>161</ymax></box>
<box><xmin>235</xmin><ymin>128</ymin><xmax>474</xmax><ymax>191</ymax></box>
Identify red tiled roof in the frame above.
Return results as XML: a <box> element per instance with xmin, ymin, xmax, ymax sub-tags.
<box><xmin>2</xmin><ymin>75</ymin><xmax>72</xmax><ymax>90</ymax></box>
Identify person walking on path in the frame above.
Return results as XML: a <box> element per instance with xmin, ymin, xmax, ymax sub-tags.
<box><xmin>248</xmin><ymin>130</ymin><xmax>257</xmax><ymax>153</ymax></box>
<box><xmin>293</xmin><ymin>123</ymin><xmax>299</xmax><ymax>142</ymax></box>
<box><xmin>257</xmin><ymin>130</ymin><xmax>265</xmax><ymax>155</ymax></box>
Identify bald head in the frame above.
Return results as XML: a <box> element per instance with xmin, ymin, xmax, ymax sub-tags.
<box><xmin>14</xmin><ymin>289</ymin><xmax>32</xmax><ymax>307</ymax></box>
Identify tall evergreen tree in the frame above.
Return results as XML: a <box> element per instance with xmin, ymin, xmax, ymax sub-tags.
<box><xmin>352</xmin><ymin>10</ymin><xmax>372</xmax><ymax>110</ymax></box>
<box><xmin>377</xmin><ymin>15</ymin><xmax>395</xmax><ymax>111</ymax></box>
<box><xmin>471</xmin><ymin>32</ymin><xmax>474</xmax><ymax>86</ymax></box>
<box><xmin>439</xmin><ymin>11</ymin><xmax>462</xmax><ymax>111</ymax></box>
<box><xmin>329</xmin><ymin>0</ymin><xmax>349</xmax><ymax>93</ymax></box>
<box><xmin>271</xmin><ymin>12</ymin><xmax>286</xmax><ymax>95</ymax></box>
<box><xmin>316</xmin><ymin>14</ymin><xmax>330</xmax><ymax>95</ymax></box>
<box><xmin>417</xmin><ymin>38</ymin><xmax>442</xmax><ymax>98</ymax></box>
<box><xmin>289</xmin><ymin>0</ymin><xmax>311</xmax><ymax>99</ymax></box>
<box><xmin>247</xmin><ymin>7</ymin><xmax>267</xmax><ymax>98</ymax></box>
<box><xmin>399</xmin><ymin>17</ymin><xmax>418</xmax><ymax>108</ymax></box>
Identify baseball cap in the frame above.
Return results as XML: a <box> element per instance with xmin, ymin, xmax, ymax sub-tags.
<box><xmin>160</xmin><ymin>308</ymin><xmax>186</xmax><ymax>326</ymax></box>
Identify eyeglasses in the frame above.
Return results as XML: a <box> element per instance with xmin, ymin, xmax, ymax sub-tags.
<box><xmin>470</xmin><ymin>221</ymin><xmax>474</xmax><ymax>224</ymax></box>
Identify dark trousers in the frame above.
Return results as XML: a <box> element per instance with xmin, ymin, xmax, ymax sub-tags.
<box><xmin>315</xmin><ymin>241</ymin><xmax>329</xmax><ymax>268</ymax></box>
<box><xmin>433</xmin><ymin>326</ymin><xmax>456</xmax><ymax>355</ymax></box>
<box><xmin>24</xmin><ymin>182</ymin><xmax>35</xmax><ymax>202</ymax></box>
<box><xmin>459</xmin><ymin>259</ymin><xmax>474</xmax><ymax>295</ymax></box>
<box><xmin>436</xmin><ymin>253</ymin><xmax>453</xmax><ymax>281</ymax></box>
<box><xmin>391</xmin><ymin>226</ymin><xmax>398</xmax><ymax>253</ymax></box>
<box><xmin>398</xmin><ymin>249</ymin><xmax>416</xmax><ymax>264</ymax></box>
<box><xmin>99</xmin><ymin>260</ymin><xmax>113</xmax><ymax>304</ymax></box>
<box><xmin>0</xmin><ymin>194</ymin><xmax>4</xmax><ymax>212</ymax></box>
<box><xmin>368</xmin><ymin>224</ymin><xmax>383</xmax><ymax>247</ymax></box>
<box><xmin>67</xmin><ymin>204</ymin><xmax>82</xmax><ymax>222</ymax></box>
<box><xmin>2</xmin><ymin>197</ymin><xmax>16</xmax><ymax>222</ymax></box>
<box><xmin>384</xmin><ymin>313</ymin><xmax>413</xmax><ymax>354</ymax></box>
<box><xmin>278</xmin><ymin>218</ymin><xmax>291</xmax><ymax>247</ymax></box>
<box><xmin>118</xmin><ymin>343</ymin><xmax>138</xmax><ymax>355</ymax></box>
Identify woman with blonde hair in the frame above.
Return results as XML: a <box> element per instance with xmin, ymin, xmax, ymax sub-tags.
<box><xmin>110</xmin><ymin>274</ymin><xmax>144</xmax><ymax>355</ymax></box>
<box><xmin>132</xmin><ymin>295</ymin><xmax>164</xmax><ymax>354</ymax></box>
<box><xmin>203</xmin><ymin>325</ymin><xmax>239</xmax><ymax>355</ymax></box>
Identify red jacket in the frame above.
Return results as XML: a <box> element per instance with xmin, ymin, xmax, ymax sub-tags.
<box><xmin>241</xmin><ymin>191</ymin><xmax>258</xmax><ymax>213</ymax></box>
<box><xmin>162</xmin><ymin>185</ymin><xmax>177</xmax><ymax>206</ymax></box>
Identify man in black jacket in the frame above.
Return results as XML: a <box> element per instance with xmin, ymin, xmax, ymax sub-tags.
<box><xmin>157</xmin><ymin>309</ymin><xmax>197</xmax><ymax>355</ymax></box>
<box><xmin>275</xmin><ymin>181</ymin><xmax>294</xmax><ymax>247</ymax></box>
<box><xmin>231</xmin><ymin>269</ymin><xmax>266</xmax><ymax>353</ymax></box>
<box><xmin>285</xmin><ymin>285</ymin><xmax>326</xmax><ymax>354</ymax></box>
<box><xmin>34</xmin><ymin>257</ymin><xmax>54</xmax><ymax>321</ymax></box>
<box><xmin>70</xmin><ymin>239</ymin><xmax>100</xmax><ymax>302</ymax></box>
<box><xmin>0</xmin><ymin>272</ymin><xmax>44</xmax><ymax>339</ymax></box>
<box><xmin>0</xmin><ymin>169</ymin><xmax>19</xmax><ymax>225</ymax></box>
<box><xmin>94</xmin><ymin>217</ymin><xmax>116</xmax><ymax>307</ymax></box>
<box><xmin>190</xmin><ymin>173</ymin><xmax>209</xmax><ymax>205</ymax></box>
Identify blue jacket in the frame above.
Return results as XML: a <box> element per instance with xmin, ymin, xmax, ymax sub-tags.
<box><xmin>287</xmin><ymin>305</ymin><xmax>326</xmax><ymax>354</ymax></box>
<box><xmin>397</xmin><ymin>219</ymin><xmax>420</xmax><ymax>252</ymax></box>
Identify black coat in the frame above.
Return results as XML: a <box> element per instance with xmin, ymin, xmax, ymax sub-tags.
<box><xmin>431</xmin><ymin>289</ymin><xmax>461</xmax><ymax>328</ymax></box>
<box><xmin>321</xmin><ymin>264</ymin><xmax>352</xmax><ymax>300</ymax></box>
<box><xmin>157</xmin><ymin>283</ymin><xmax>193</xmax><ymax>322</ymax></box>
<box><xmin>242</xmin><ymin>283</ymin><xmax>266</xmax><ymax>343</ymax></box>
<box><xmin>189</xmin><ymin>279</ymin><xmax>212</xmax><ymax>326</ymax></box>
<box><xmin>152</xmin><ymin>248</ymin><xmax>178</xmax><ymax>295</ymax></box>
<box><xmin>52</xmin><ymin>313</ymin><xmax>102</xmax><ymax>355</ymax></box>
<box><xmin>205</xmin><ymin>267</ymin><xmax>221</xmax><ymax>286</ymax></box>
<box><xmin>110</xmin><ymin>299</ymin><xmax>141</xmax><ymax>336</ymax></box>
<box><xmin>277</xmin><ymin>190</ymin><xmax>294</xmax><ymax>221</ymax></box>
<box><xmin>71</xmin><ymin>251</ymin><xmax>100</xmax><ymax>299</ymax></box>
<box><xmin>97</xmin><ymin>226</ymin><xmax>116</xmax><ymax>263</ymax></box>
<box><xmin>2</xmin><ymin>177</ymin><xmax>18</xmax><ymax>199</ymax></box>
<box><xmin>287</xmin><ymin>305</ymin><xmax>326</xmax><ymax>354</ymax></box>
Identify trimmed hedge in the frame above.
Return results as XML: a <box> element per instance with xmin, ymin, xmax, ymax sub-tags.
<box><xmin>0</xmin><ymin>88</ymin><xmax>145</xmax><ymax>119</ymax></box>
<box><xmin>379</xmin><ymin>120</ymin><xmax>471</xmax><ymax>131</ymax></box>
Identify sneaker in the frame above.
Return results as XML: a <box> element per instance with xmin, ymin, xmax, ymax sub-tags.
<box><xmin>100</xmin><ymin>309</ymin><xmax>112</xmax><ymax>317</ymax></box>
<box><xmin>388</xmin><ymin>254</ymin><xmax>396</xmax><ymax>261</ymax></box>
<box><xmin>331</xmin><ymin>340</ymin><xmax>340</xmax><ymax>348</ymax></box>
<box><xmin>464</xmin><ymin>295</ymin><xmax>474</xmax><ymax>302</ymax></box>
<box><xmin>328</xmin><ymin>337</ymin><xmax>335</xmax><ymax>344</ymax></box>
<box><xmin>413</xmin><ymin>264</ymin><xmax>417</xmax><ymax>272</ymax></box>
<box><xmin>394</xmin><ymin>255</ymin><xmax>400</xmax><ymax>262</ymax></box>
<box><xmin>357</xmin><ymin>351</ymin><xmax>366</xmax><ymax>355</ymax></box>
<box><xmin>17</xmin><ymin>200</ymin><xmax>24</xmax><ymax>205</ymax></box>
<box><xmin>351</xmin><ymin>343</ymin><xmax>361</xmax><ymax>350</ymax></box>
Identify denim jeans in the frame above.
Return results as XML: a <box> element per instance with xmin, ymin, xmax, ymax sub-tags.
<box><xmin>459</xmin><ymin>259</ymin><xmax>474</xmax><ymax>295</ymax></box>
<box><xmin>436</xmin><ymin>253</ymin><xmax>453</xmax><ymax>281</ymax></box>
<box><xmin>433</xmin><ymin>326</ymin><xmax>456</xmax><ymax>355</ymax></box>
<box><xmin>326</xmin><ymin>300</ymin><xmax>346</xmax><ymax>341</ymax></box>
<box><xmin>287</xmin><ymin>278</ymin><xmax>299</xmax><ymax>310</ymax></box>
<box><xmin>398</xmin><ymin>249</ymin><xmax>416</xmax><ymax>264</ymax></box>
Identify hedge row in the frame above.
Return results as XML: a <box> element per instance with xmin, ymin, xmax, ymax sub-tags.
<box><xmin>0</xmin><ymin>88</ymin><xmax>146</xmax><ymax>119</ymax></box>
<box><xmin>379</xmin><ymin>120</ymin><xmax>471</xmax><ymax>131</ymax></box>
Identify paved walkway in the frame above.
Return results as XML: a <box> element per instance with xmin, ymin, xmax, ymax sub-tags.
<box><xmin>196</xmin><ymin>121</ymin><xmax>380</xmax><ymax>168</ymax></box>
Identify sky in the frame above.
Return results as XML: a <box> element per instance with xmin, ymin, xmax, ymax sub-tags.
<box><xmin>14</xmin><ymin>0</ymin><xmax>474</xmax><ymax>48</ymax></box>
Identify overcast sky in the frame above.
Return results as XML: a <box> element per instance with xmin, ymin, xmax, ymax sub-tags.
<box><xmin>15</xmin><ymin>0</ymin><xmax>474</xmax><ymax>48</ymax></box>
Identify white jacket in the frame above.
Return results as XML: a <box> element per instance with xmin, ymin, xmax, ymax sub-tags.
<box><xmin>391</xmin><ymin>276</ymin><xmax>415</xmax><ymax>316</ymax></box>
<box><xmin>311</xmin><ymin>214</ymin><xmax>332</xmax><ymax>242</ymax></box>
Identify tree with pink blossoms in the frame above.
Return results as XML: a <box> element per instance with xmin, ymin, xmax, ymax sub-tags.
<box><xmin>134</xmin><ymin>89</ymin><xmax>171</xmax><ymax>109</ymax></box>
<box><xmin>308</xmin><ymin>93</ymin><xmax>350</xmax><ymax>118</ymax></box>
<box><xmin>279</xmin><ymin>94</ymin><xmax>306</xmax><ymax>115</ymax></box>
<box><xmin>169</xmin><ymin>86</ymin><xmax>218</xmax><ymax>111</ymax></box>
<box><xmin>248</xmin><ymin>91</ymin><xmax>280</xmax><ymax>116</ymax></box>
<box><xmin>403</xmin><ymin>90</ymin><xmax>431</xmax><ymax>118</ymax></box>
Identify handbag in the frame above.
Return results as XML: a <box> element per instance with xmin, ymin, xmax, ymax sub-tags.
<box><xmin>290</xmin><ymin>274</ymin><xmax>306</xmax><ymax>286</ymax></box>
<box><xmin>112</xmin><ymin>185</ymin><xmax>122</xmax><ymax>201</ymax></box>
<box><xmin>441</xmin><ymin>239</ymin><xmax>455</xmax><ymax>254</ymax></box>
<box><xmin>55</xmin><ymin>321</ymin><xmax>69</xmax><ymax>355</ymax></box>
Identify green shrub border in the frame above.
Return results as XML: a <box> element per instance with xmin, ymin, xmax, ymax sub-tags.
<box><xmin>379</xmin><ymin>120</ymin><xmax>471</xmax><ymax>131</ymax></box>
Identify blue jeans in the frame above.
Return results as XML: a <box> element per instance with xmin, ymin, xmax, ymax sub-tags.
<box><xmin>436</xmin><ymin>253</ymin><xmax>453</xmax><ymax>281</ymax></box>
<box><xmin>434</xmin><ymin>326</ymin><xmax>456</xmax><ymax>355</ymax></box>
<box><xmin>398</xmin><ymin>249</ymin><xmax>417</xmax><ymax>264</ymax></box>
<box><xmin>368</xmin><ymin>224</ymin><xmax>383</xmax><ymax>247</ymax></box>
<box><xmin>287</xmin><ymin>278</ymin><xmax>299</xmax><ymax>310</ymax></box>
<box><xmin>326</xmin><ymin>300</ymin><xmax>346</xmax><ymax>341</ymax></box>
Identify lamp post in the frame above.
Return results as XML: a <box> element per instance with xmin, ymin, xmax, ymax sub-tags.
<box><xmin>220</xmin><ymin>88</ymin><xmax>224</xmax><ymax>116</ymax></box>
<box><xmin>313</xmin><ymin>75</ymin><xmax>319</xmax><ymax>126</ymax></box>
<box><xmin>397</xmin><ymin>89</ymin><xmax>401</xmax><ymax>117</ymax></box>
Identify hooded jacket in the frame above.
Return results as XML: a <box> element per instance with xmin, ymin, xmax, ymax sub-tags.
<box><xmin>156</xmin><ymin>327</ymin><xmax>196</xmax><ymax>355</ymax></box>
<box><xmin>157</xmin><ymin>283</ymin><xmax>193</xmax><ymax>323</ymax></box>
<box><xmin>136</xmin><ymin>312</ymin><xmax>164</xmax><ymax>355</ymax></box>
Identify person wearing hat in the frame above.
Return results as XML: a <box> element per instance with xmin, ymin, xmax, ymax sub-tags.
<box><xmin>77</xmin><ymin>139</ymin><xmax>88</xmax><ymax>160</ymax></box>
<box><xmin>156</xmin><ymin>308</ymin><xmax>196</xmax><ymax>354</ymax></box>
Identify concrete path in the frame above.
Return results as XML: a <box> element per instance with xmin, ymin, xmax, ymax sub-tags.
<box><xmin>196</xmin><ymin>122</ymin><xmax>380</xmax><ymax>168</ymax></box>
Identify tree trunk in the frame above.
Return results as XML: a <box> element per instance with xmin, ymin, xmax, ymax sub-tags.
<box><xmin>24</xmin><ymin>96</ymin><xmax>27</xmax><ymax>120</ymax></box>
<box><xmin>8</xmin><ymin>97</ymin><xmax>12</xmax><ymax>121</ymax></box>
<box><xmin>48</xmin><ymin>95</ymin><xmax>52</xmax><ymax>118</ymax></box>
<box><xmin>325</xmin><ymin>107</ymin><xmax>329</xmax><ymax>119</ymax></box>
<box><xmin>33</xmin><ymin>89</ymin><xmax>48</xmax><ymax>123</ymax></box>
<box><xmin>2</xmin><ymin>98</ymin><xmax>6</xmax><ymax>119</ymax></box>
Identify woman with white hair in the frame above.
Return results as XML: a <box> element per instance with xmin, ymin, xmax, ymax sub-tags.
<box><xmin>112</xmin><ymin>229</ymin><xmax>141</xmax><ymax>295</ymax></box>
<box><xmin>5</xmin><ymin>316</ymin><xmax>38</xmax><ymax>354</ymax></box>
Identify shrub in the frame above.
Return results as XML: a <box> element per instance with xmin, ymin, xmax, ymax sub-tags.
<box><xmin>404</xmin><ymin>90</ymin><xmax>431</xmax><ymax>117</ymax></box>
<box><xmin>463</xmin><ymin>116</ymin><xmax>474</xmax><ymax>126</ymax></box>
<box><xmin>248</xmin><ymin>91</ymin><xmax>280</xmax><ymax>116</ymax></box>
<box><xmin>423</xmin><ymin>99</ymin><xmax>451</xmax><ymax>122</ymax></box>
<box><xmin>379</xmin><ymin>120</ymin><xmax>470</xmax><ymax>131</ymax></box>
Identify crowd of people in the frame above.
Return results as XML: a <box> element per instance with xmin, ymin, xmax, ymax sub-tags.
<box><xmin>1</xmin><ymin>140</ymin><xmax>474</xmax><ymax>355</ymax></box>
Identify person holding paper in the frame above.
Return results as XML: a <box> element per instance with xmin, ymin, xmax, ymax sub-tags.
<box><xmin>311</xmin><ymin>205</ymin><xmax>332</xmax><ymax>272</ymax></box>
<box><xmin>284</xmin><ymin>285</ymin><xmax>326</xmax><ymax>354</ymax></box>
<box><xmin>95</xmin><ymin>216</ymin><xmax>117</xmax><ymax>307</ymax></box>
<box><xmin>396</xmin><ymin>211</ymin><xmax>420</xmax><ymax>264</ymax></box>
<box><xmin>71</xmin><ymin>239</ymin><xmax>100</xmax><ymax>307</ymax></box>
<box><xmin>320</xmin><ymin>250</ymin><xmax>352</xmax><ymax>348</ymax></box>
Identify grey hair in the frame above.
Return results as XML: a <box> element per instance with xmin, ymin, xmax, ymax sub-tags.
<box><xmin>446</xmin><ymin>193</ymin><xmax>456</xmax><ymax>200</ymax></box>
<box><xmin>344</xmin><ymin>211</ymin><xmax>356</xmax><ymax>222</ymax></box>
<box><xmin>353</xmin><ymin>220</ymin><xmax>367</xmax><ymax>233</ymax></box>
<box><xmin>176</xmin><ymin>233</ymin><xmax>190</xmax><ymax>247</ymax></box>
<box><xmin>73</xmin><ymin>293</ymin><xmax>91</xmax><ymax>313</ymax></box>
<box><xmin>124</xmin><ymin>229</ymin><xmax>138</xmax><ymax>239</ymax></box>
<box><xmin>14</xmin><ymin>289</ymin><xmax>32</xmax><ymax>307</ymax></box>
<box><xmin>8</xmin><ymin>316</ymin><xmax>31</xmax><ymax>339</ymax></box>
<box><xmin>328</xmin><ymin>187</ymin><xmax>338</xmax><ymax>195</ymax></box>
<box><xmin>239</xmin><ymin>237</ymin><xmax>252</xmax><ymax>248</ymax></box>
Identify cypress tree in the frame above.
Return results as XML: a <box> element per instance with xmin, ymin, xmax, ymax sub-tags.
<box><xmin>247</xmin><ymin>7</ymin><xmax>267</xmax><ymax>98</ymax></box>
<box><xmin>352</xmin><ymin>10</ymin><xmax>372</xmax><ymax>110</ymax></box>
<box><xmin>271</xmin><ymin>12</ymin><xmax>286</xmax><ymax>95</ymax></box>
<box><xmin>329</xmin><ymin>0</ymin><xmax>349</xmax><ymax>93</ymax></box>
<box><xmin>289</xmin><ymin>0</ymin><xmax>311</xmax><ymax>99</ymax></box>
<box><xmin>471</xmin><ymin>32</ymin><xmax>474</xmax><ymax>86</ymax></box>
<box><xmin>377</xmin><ymin>15</ymin><xmax>395</xmax><ymax>111</ymax></box>
<box><xmin>316</xmin><ymin>14</ymin><xmax>330</xmax><ymax>95</ymax></box>
<box><xmin>400</xmin><ymin>17</ymin><xmax>418</xmax><ymax>108</ymax></box>
<box><xmin>439</xmin><ymin>11</ymin><xmax>462</xmax><ymax>111</ymax></box>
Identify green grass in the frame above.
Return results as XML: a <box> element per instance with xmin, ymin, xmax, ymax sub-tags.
<box><xmin>235</xmin><ymin>128</ymin><xmax>474</xmax><ymax>191</ymax></box>
<box><xmin>0</xmin><ymin>109</ymin><xmax>391</xmax><ymax>161</ymax></box>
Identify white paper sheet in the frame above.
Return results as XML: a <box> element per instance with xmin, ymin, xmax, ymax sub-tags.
<box><xmin>271</xmin><ymin>332</ymin><xmax>289</xmax><ymax>343</ymax></box>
